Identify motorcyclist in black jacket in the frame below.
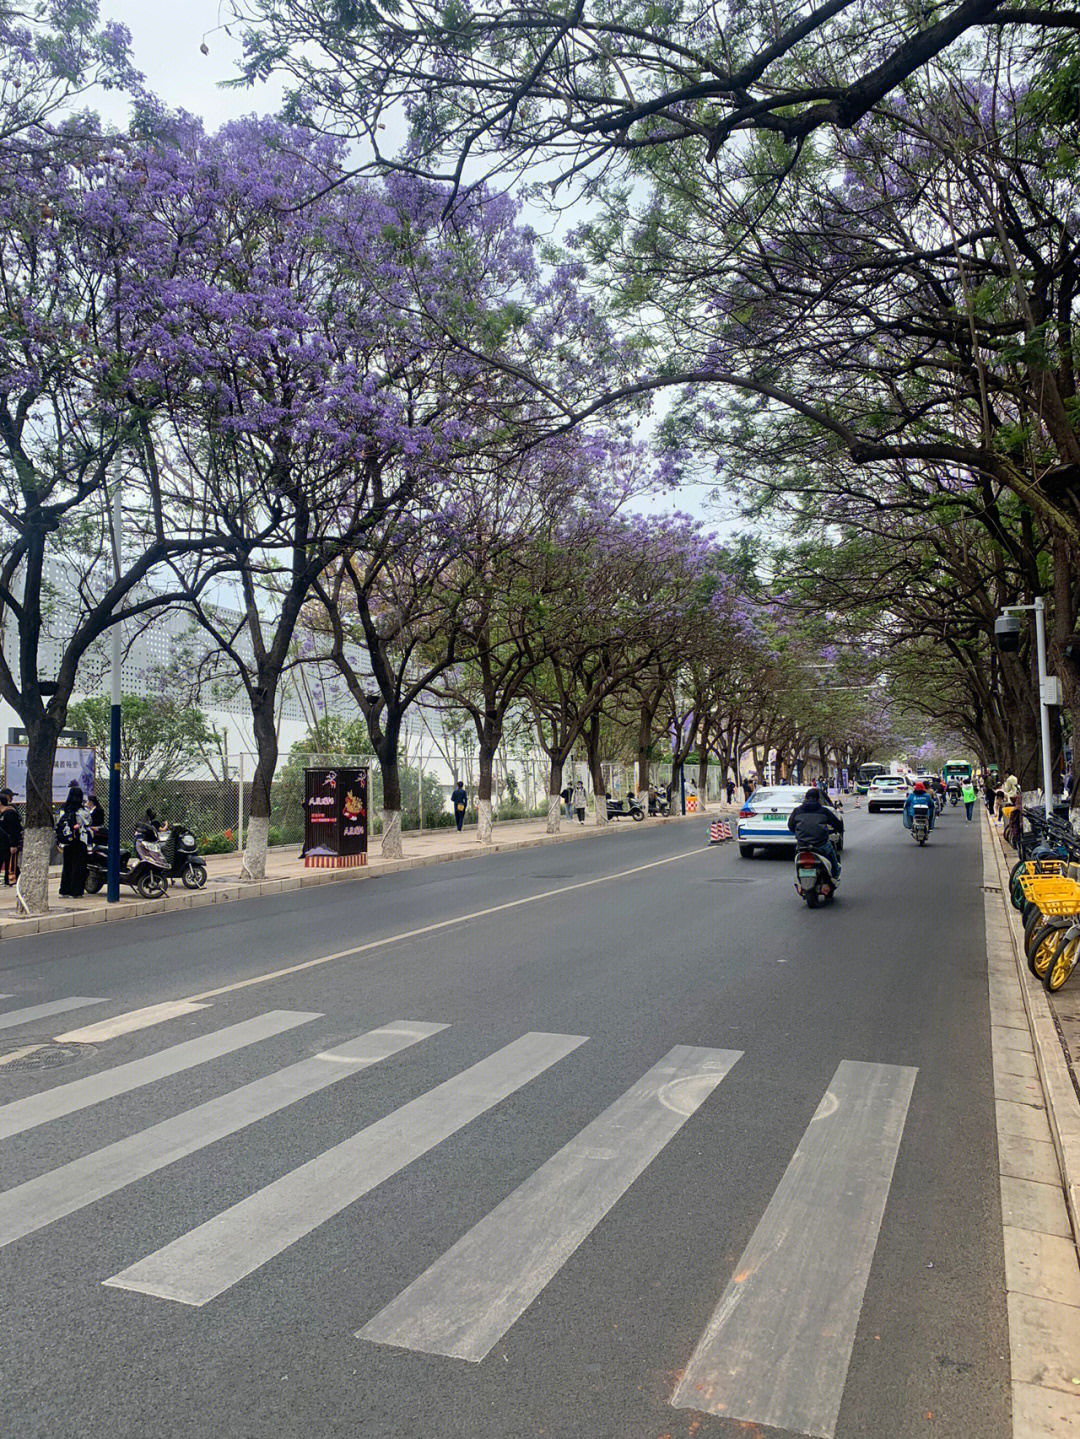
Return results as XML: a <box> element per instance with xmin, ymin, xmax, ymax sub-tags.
<box><xmin>787</xmin><ymin>788</ymin><xmax>844</xmax><ymax>877</ymax></box>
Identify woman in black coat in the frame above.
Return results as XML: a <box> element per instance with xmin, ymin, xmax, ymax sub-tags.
<box><xmin>0</xmin><ymin>789</ymin><xmax>22</xmax><ymax>886</ymax></box>
<box><xmin>57</xmin><ymin>785</ymin><xmax>89</xmax><ymax>899</ymax></box>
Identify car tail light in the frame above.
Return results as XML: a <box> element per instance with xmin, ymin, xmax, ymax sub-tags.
<box><xmin>739</xmin><ymin>807</ymin><xmax>756</xmax><ymax>817</ymax></box>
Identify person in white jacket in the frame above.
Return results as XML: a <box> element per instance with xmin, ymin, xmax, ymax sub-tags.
<box><xmin>572</xmin><ymin>779</ymin><xmax>587</xmax><ymax>824</ymax></box>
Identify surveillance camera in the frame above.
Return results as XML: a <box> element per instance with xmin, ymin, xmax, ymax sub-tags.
<box><xmin>995</xmin><ymin>614</ymin><xmax>1023</xmax><ymax>652</ymax></box>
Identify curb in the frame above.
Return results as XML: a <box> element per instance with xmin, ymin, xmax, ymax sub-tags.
<box><xmin>0</xmin><ymin>807</ymin><xmax>713</xmax><ymax>944</ymax></box>
<box><xmin>986</xmin><ymin>812</ymin><xmax>1080</xmax><ymax>1240</ymax></box>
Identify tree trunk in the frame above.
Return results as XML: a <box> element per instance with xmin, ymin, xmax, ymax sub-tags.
<box><xmin>16</xmin><ymin>717</ymin><xmax>61</xmax><ymax>915</ymax></box>
<box><xmin>637</xmin><ymin>702</ymin><xmax>652</xmax><ymax>794</ymax></box>
<box><xmin>697</xmin><ymin>750</ymin><xmax>710</xmax><ymax>811</ymax></box>
<box><xmin>547</xmin><ymin>756</ymin><xmax>562</xmax><ymax>834</ymax></box>
<box><xmin>379</xmin><ymin>737</ymin><xmax>403</xmax><ymax>859</ymax></box>
<box><xmin>477</xmin><ymin>743</ymin><xmax>495</xmax><ymax>844</ymax></box>
<box><xmin>585</xmin><ymin>715</ymin><xmax>608</xmax><ymax>826</ymax></box>
<box><xmin>240</xmin><ymin>700</ymin><xmax>277</xmax><ymax>883</ymax></box>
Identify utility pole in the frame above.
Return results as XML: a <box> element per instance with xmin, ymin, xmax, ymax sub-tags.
<box><xmin>107</xmin><ymin>484</ymin><xmax>122</xmax><ymax>902</ymax></box>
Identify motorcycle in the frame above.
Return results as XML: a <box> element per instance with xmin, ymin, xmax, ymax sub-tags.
<box><xmin>606</xmin><ymin>796</ymin><xmax>645</xmax><ymax>822</ymax></box>
<box><xmin>157</xmin><ymin>817</ymin><xmax>209</xmax><ymax>888</ymax></box>
<box><xmin>912</xmin><ymin>810</ymin><xmax>931</xmax><ymax>845</ymax></box>
<box><xmin>83</xmin><ymin>820</ymin><xmax>169</xmax><ymax>898</ymax></box>
<box><xmin>794</xmin><ymin>848</ymin><xmax>838</xmax><ymax>908</ymax></box>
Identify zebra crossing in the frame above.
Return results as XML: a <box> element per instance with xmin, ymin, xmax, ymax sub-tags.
<box><xmin>0</xmin><ymin>992</ymin><xmax>918</xmax><ymax>1438</ymax></box>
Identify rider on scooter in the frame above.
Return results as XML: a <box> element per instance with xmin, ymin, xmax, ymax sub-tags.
<box><xmin>787</xmin><ymin>788</ymin><xmax>844</xmax><ymax>878</ymax></box>
<box><xmin>904</xmin><ymin>782</ymin><xmax>937</xmax><ymax>832</ymax></box>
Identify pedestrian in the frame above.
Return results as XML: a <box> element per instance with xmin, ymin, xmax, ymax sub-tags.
<box><xmin>0</xmin><ymin>789</ymin><xmax>19</xmax><ymax>886</ymax></box>
<box><xmin>742</xmin><ymin>776</ymin><xmax>753</xmax><ymax>802</ymax></box>
<box><xmin>572</xmin><ymin>778</ymin><xmax>587</xmax><ymax>824</ymax></box>
<box><xmin>450</xmin><ymin>777</ymin><xmax>468</xmax><ymax>833</ymax></box>
<box><xmin>559</xmin><ymin>783</ymin><xmax>572</xmax><ymax>818</ymax></box>
<box><xmin>961</xmin><ymin>777</ymin><xmax>977</xmax><ymax>821</ymax></box>
<box><xmin>983</xmin><ymin>773</ymin><xmax>995</xmax><ymax>811</ymax></box>
<box><xmin>726</xmin><ymin>777</ymin><xmax>736</xmax><ymax>805</ymax></box>
<box><xmin>56</xmin><ymin>784</ymin><xmax>90</xmax><ymax>899</ymax></box>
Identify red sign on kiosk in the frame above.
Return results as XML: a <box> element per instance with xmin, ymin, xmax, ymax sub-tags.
<box><xmin>302</xmin><ymin>767</ymin><xmax>368</xmax><ymax>868</ymax></box>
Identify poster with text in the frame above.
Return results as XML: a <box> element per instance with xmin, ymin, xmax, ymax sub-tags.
<box><xmin>3</xmin><ymin>746</ymin><xmax>96</xmax><ymax>805</ymax></box>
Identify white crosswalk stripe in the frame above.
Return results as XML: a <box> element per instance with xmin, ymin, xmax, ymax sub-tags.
<box><xmin>105</xmin><ymin>1031</ymin><xmax>587</xmax><ymax>1306</ymax></box>
<box><xmin>1</xmin><ymin>1009</ymin><xmax>919</xmax><ymax>1423</ymax></box>
<box><xmin>0</xmin><ymin>996</ymin><xmax>106</xmax><ymax>1032</ymax></box>
<box><xmin>0</xmin><ymin>1020</ymin><xmax>446</xmax><ymax>1250</ymax></box>
<box><xmin>671</xmin><ymin>1060</ymin><xmax>917</xmax><ymax>1437</ymax></box>
<box><xmin>358</xmin><ymin>1044</ymin><xmax>742</xmax><ymax>1360</ymax></box>
<box><xmin>0</xmin><ymin>1010</ymin><xmax>321</xmax><ymax>1141</ymax></box>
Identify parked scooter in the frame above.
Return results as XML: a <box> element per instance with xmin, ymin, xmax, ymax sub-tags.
<box><xmin>84</xmin><ymin>818</ymin><xmax>169</xmax><ymax>898</ymax></box>
<box><xmin>793</xmin><ymin>848</ymin><xmax>838</xmax><ymax>908</ymax></box>
<box><xmin>647</xmin><ymin>790</ymin><xmax>671</xmax><ymax>817</ymax></box>
<box><xmin>155</xmin><ymin>816</ymin><xmax>208</xmax><ymax>888</ymax></box>
<box><xmin>606</xmin><ymin>796</ymin><xmax>645</xmax><ymax>822</ymax></box>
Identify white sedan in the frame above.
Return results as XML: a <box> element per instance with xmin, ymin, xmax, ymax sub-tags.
<box><xmin>867</xmin><ymin>775</ymin><xmax>909</xmax><ymax>812</ymax></box>
<box><xmin>737</xmin><ymin>786</ymin><xmax>843</xmax><ymax>858</ymax></box>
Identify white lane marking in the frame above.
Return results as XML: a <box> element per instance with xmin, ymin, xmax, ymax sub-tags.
<box><xmin>0</xmin><ymin>1011</ymin><xmax>322</xmax><ymax>1142</ymax></box>
<box><xmin>671</xmin><ymin>1059</ymin><xmax>917</xmax><ymax>1438</ymax></box>
<box><xmin>0</xmin><ymin>1021</ymin><xmax>446</xmax><ymax>1251</ymax></box>
<box><xmin>55</xmin><ymin>1001</ymin><xmax>210</xmax><ymax>1043</ymax></box>
<box><xmin>0</xmin><ymin>997</ymin><xmax>106</xmax><ymax>1032</ymax></box>
<box><xmin>359</xmin><ymin>1044</ymin><xmax>742</xmax><ymax>1361</ymax></box>
<box><xmin>105</xmin><ymin>1031</ymin><xmax>587</xmax><ymax>1307</ymax></box>
<box><xmin>0</xmin><ymin>1044</ymin><xmax>42</xmax><ymax>1067</ymax></box>
<box><xmin>185</xmin><ymin>849</ymin><xmax>710</xmax><ymax>1004</ymax></box>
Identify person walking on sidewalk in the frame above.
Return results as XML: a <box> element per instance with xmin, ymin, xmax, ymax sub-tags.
<box><xmin>0</xmin><ymin>789</ymin><xmax>19</xmax><ymax>886</ymax></box>
<box><xmin>726</xmin><ymin>778</ymin><xmax>736</xmax><ymax>805</ymax></box>
<box><xmin>983</xmin><ymin>773</ymin><xmax>995</xmax><ymax>811</ymax></box>
<box><xmin>572</xmin><ymin>778</ymin><xmax>587</xmax><ymax>824</ymax></box>
<box><xmin>962</xmin><ymin>777</ymin><xmax>977</xmax><ymax>821</ymax></box>
<box><xmin>450</xmin><ymin>779</ymin><xmax>468</xmax><ymax>833</ymax></box>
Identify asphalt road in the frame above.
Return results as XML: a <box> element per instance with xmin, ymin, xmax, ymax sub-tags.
<box><xmin>0</xmin><ymin>805</ymin><xmax>1009</xmax><ymax>1439</ymax></box>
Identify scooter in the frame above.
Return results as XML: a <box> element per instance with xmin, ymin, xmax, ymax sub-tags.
<box><xmin>606</xmin><ymin>796</ymin><xmax>645</xmax><ymax>821</ymax></box>
<box><xmin>647</xmin><ymin>792</ymin><xmax>671</xmax><ymax>817</ymax></box>
<box><xmin>794</xmin><ymin>848</ymin><xmax>838</xmax><ymax>908</ymax></box>
<box><xmin>948</xmin><ymin>788</ymin><xmax>960</xmax><ymax>806</ymax></box>
<box><xmin>83</xmin><ymin>821</ymin><xmax>170</xmax><ymax>898</ymax></box>
<box><xmin>156</xmin><ymin>817</ymin><xmax>209</xmax><ymax>888</ymax></box>
<box><xmin>912</xmin><ymin>810</ymin><xmax>931</xmax><ymax>845</ymax></box>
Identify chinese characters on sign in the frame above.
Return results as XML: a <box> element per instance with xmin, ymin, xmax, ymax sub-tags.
<box><xmin>303</xmin><ymin>767</ymin><xmax>368</xmax><ymax>868</ymax></box>
<box><xmin>2</xmin><ymin>746</ymin><xmax>97</xmax><ymax>804</ymax></box>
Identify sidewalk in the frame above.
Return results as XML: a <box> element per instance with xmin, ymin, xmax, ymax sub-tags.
<box><xmin>0</xmin><ymin>805</ymin><xmax>733</xmax><ymax>942</ymax></box>
<box><xmin>982</xmin><ymin>815</ymin><xmax>1080</xmax><ymax>1434</ymax></box>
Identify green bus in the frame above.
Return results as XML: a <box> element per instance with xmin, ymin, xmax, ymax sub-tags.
<box><xmin>941</xmin><ymin>759</ymin><xmax>974</xmax><ymax>784</ymax></box>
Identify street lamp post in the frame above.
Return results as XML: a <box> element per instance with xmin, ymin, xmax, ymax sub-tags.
<box><xmin>997</xmin><ymin>597</ymin><xmax>1055</xmax><ymax>820</ymax></box>
<box><xmin>107</xmin><ymin>484</ymin><xmax>122</xmax><ymax>901</ymax></box>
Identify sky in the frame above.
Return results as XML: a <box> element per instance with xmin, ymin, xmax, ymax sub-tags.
<box><xmin>93</xmin><ymin>2</ymin><xmax>732</xmax><ymax>533</ymax></box>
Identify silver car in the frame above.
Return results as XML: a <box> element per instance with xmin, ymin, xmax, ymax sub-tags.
<box><xmin>737</xmin><ymin>785</ymin><xmax>843</xmax><ymax>858</ymax></box>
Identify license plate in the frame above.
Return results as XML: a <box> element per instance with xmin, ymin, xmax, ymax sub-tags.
<box><xmin>765</xmin><ymin>812</ymin><xmax>784</xmax><ymax>821</ymax></box>
<box><xmin>798</xmin><ymin>869</ymin><xmax>818</xmax><ymax>881</ymax></box>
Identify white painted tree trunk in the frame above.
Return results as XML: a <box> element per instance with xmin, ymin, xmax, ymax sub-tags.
<box><xmin>594</xmin><ymin>799</ymin><xmax>609</xmax><ymax>826</ymax></box>
<box><xmin>546</xmin><ymin>795</ymin><xmax>561</xmax><ymax>833</ymax></box>
<box><xmin>240</xmin><ymin>814</ymin><xmax>269</xmax><ymax>883</ymax></box>
<box><xmin>17</xmin><ymin>827</ymin><xmax>52</xmax><ymax>915</ymax></box>
<box><xmin>381</xmin><ymin>809</ymin><xmax>403</xmax><ymax>858</ymax></box>
<box><xmin>477</xmin><ymin>797</ymin><xmax>493</xmax><ymax>844</ymax></box>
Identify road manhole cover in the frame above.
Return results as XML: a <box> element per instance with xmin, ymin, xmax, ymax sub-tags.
<box><xmin>1</xmin><ymin>1041</ymin><xmax>95</xmax><ymax>1072</ymax></box>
